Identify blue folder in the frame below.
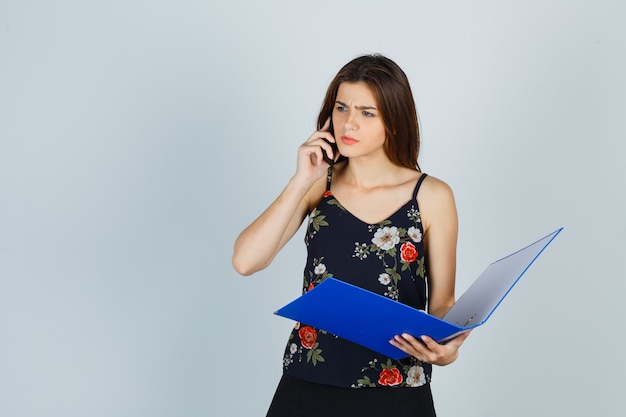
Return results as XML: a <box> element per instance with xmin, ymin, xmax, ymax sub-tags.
<box><xmin>275</xmin><ymin>228</ymin><xmax>562</xmax><ymax>359</ymax></box>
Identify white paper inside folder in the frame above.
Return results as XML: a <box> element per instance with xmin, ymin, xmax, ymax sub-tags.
<box><xmin>442</xmin><ymin>228</ymin><xmax>563</xmax><ymax>329</ymax></box>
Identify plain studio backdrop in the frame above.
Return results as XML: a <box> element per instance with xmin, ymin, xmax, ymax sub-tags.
<box><xmin>1</xmin><ymin>1</ymin><xmax>624</xmax><ymax>416</ymax></box>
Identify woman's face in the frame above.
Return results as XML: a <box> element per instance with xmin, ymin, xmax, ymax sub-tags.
<box><xmin>332</xmin><ymin>82</ymin><xmax>387</xmax><ymax>161</ymax></box>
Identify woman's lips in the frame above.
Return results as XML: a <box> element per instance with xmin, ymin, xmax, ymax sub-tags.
<box><xmin>341</xmin><ymin>135</ymin><xmax>358</xmax><ymax>145</ymax></box>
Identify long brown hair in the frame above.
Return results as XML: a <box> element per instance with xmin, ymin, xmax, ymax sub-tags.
<box><xmin>317</xmin><ymin>54</ymin><xmax>421</xmax><ymax>171</ymax></box>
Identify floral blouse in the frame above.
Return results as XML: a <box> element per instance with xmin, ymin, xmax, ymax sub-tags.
<box><xmin>282</xmin><ymin>169</ymin><xmax>432</xmax><ymax>389</ymax></box>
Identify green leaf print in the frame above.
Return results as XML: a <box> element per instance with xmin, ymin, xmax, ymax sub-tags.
<box><xmin>326</xmin><ymin>198</ymin><xmax>345</xmax><ymax>210</ymax></box>
<box><xmin>356</xmin><ymin>376</ymin><xmax>376</xmax><ymax>388</ymax></box>
<box><xmin>311</xmin><ymin>212</ymin><xmax>328</xmax><ymax>231</ymax></box>
<box><xmin>385</xmin><ymin>268</ymin><xmax>401</xmax><ymax>285</ymax></box>
<box><xmin>306</xmin><ymin>342</ymin><xmax>325</xmax><ymax>366</ymax></box>
<box><xmin>416</xmin><ymin>257</ymin><xmax>425</xmax><ymax>279</ymax></box>
<box><xmin>383</xmin><ymin>358</ymin><xmax>395</xmax><ymax>370</ymax></box>
<box><xmin>401</xmin><ymin>260</ymin><xmax>411</xmax><ymax>272</ymax></box>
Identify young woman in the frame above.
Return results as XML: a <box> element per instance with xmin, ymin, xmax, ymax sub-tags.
<box><xmin>232</xmin><ymin>54</ymin><xmax>470</xmax><ymax>417</ymax></box>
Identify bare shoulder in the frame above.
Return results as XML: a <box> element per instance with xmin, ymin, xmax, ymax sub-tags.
<box><xmin>419</xmin><ymin>174</ymin><xmax>455</xmax><ymax>202</ymax></box>
<box><xmin>417</xmin><ymin>174</ymin><xmax>457</xmax><ymax>231</ymax></box>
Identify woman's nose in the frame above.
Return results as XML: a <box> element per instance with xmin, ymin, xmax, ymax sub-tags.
<box><xmin>344</xmin><ymin>112</ymin><xmax>357</xmax><ymax>130</ymax></box>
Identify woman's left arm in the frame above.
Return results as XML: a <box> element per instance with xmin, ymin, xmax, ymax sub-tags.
<box><xmin>389</xmin><ymin>176</ymin><xmax>469</xmax><ymax>366</ymax></box>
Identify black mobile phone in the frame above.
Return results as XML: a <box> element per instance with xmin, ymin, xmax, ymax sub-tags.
<box><xmin>322</xmin><ymin>139</ymin><xmax>338</xmax><ymax>166</ymax></box>
<box><xmin>322</xmin><ymin>119</ymin><xmax>338</xmax><ymax>165</ymax></box>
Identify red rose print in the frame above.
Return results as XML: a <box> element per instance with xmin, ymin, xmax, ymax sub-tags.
<box><xmin>400</xmin><ymin>242</ymin><xmax>418</xmax><ymax>263</ymax></box>
<box><xmin>323</xmin><ymin>190</ymin><xmax>332</xmax><ymax>197</ymax></box>
<box><xmin>378</xmin><ymin>367</ymin><xmax>403</xmax><ymax>386</ymax></box>
<box><xmin>298</xmin><ymin>326</ymin><xmax>317</xmax><ymax>349</ymax></box>
<box><xmin>308</xmin><ymin>283</ymin><xmax>315</xmax><ymax>291</ymax></box>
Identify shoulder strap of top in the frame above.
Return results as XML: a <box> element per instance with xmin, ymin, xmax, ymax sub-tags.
<box><xmin>412</xmin><ymin>173</ymin><xmax>428</xmax><ymax>200</ymax></box>
<box><xmin>328</xmin><ymin>168</ymin><xmax>425</xmax><ymax>196</ymax></box>
<box><xmin>326</xmin><ymin>166</ymin><xmax>333</xmax><ymax>191</ymax></box>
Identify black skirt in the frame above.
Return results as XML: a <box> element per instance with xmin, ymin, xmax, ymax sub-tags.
<box><xmin>266</xmin><ymin>373</ymin><xmax>437</xmax><ymax>417</ymax></box>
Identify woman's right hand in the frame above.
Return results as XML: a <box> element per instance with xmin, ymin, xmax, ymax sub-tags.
<box><xmin>294</xmin><ymin>118</ymin><xmax>337</xmax><ymax>183</ymax></box>
<box><xmin>232</xmin><ymin>119</ymin><xmax>337</xmax><ymax>276</ymax></box>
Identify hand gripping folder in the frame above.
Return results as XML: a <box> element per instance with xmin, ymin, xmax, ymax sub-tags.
<box><xmin>275</xmin><ymin>228</ymin><xmax>562</xmax><ymax>359</ymax></box>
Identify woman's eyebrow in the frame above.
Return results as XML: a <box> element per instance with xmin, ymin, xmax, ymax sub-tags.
<box><xmin>335</xmin><ymin>100</ymin><xmax>377</xmax><ymax>111</ymax></box>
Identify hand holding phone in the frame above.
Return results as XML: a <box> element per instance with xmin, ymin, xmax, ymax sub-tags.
<box><xmin>321</xmin><ymin>138</ymin><xmax>339</xmax><ymax>166</ymax></box>
<box><xmin>320</xmin><ymin>118</ymin><xmax>339</xmax><ymax>165</ymax></box>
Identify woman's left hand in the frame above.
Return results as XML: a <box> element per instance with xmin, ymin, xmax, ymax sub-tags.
<box><xmin>389</xmin><ymin>331</ymin><xmax>471</xmax><ymax>366</ymax></box>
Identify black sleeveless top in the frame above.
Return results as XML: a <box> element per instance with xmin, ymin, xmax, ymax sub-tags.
<box><xmin>282</xmin><ymin>167</ymin><xmax>432</xmax><ymax>388</ymax></box>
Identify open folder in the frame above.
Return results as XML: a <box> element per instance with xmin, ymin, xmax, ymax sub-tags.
<box><xmin>275</xmin><ymin>228</ymin><xmax>562</xmax><ymax>360</ymax></box>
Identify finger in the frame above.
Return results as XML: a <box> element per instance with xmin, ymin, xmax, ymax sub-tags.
<box><xmin>304</xmin><ymin>131</ymin><xmax>334</xmax><ymax>146</ymax></box>
<box><xmin>310</xmin><ymin>147</ymin><xmax>325</xmax><ymax>166</ymax></box>
<box><xmin>447</xmin><ymin>330</ymin><xmax>471</xmax><ymax>348</ymax></box>
<box><xmin>322</xmin><ymin>140</ymin><xmax>335</xmax><ymax>162</ymax></box>
<box><xmin>389</xmin><ymin>337</ymin><xmax>414</xmax><ymax>356</ymax></box>
<box><xmin>399</xmin><ymin>333</ymin><xmax>432</xmax><ymax>353</ymax></box>
<box><xmin>321</xmin><ymin>117</ymin><xmax>331</xmax><ymax>132</ymax></box>
<box><xmin>405</xmin><ymin>334</ymin><xmax>443</xmax><ymax>356</ymax></box>
<box><xmin>306</xmin><ymin>138</ymin><xmax>337</xmax><ymax>164</ymax></box>
<box><xmin>390</xmin><ymin>336</ymin><xmax>430</xmax><ymax>362</ymax></box>
<box><xmin>419</xmin><ymin>335</ymin><xmax>440</xmax><ymax>350</ymax></box>
<box><xmin>318</xmin><ymin>148</ymin><xmax>327</xmax><ymax>166</ymax></box>
<box><xmin>299</xmin><ymin>143</ymin><xmax>322</xmax><ymax>166</ymax></box>
<box><xmin>308</xmin><ymin>141</ymin><xmax>333</xmax><ymax>166</ymax></box>
<box><xmin>391</xmin><ymin>334</ymin><xmax>425</xmax><ymax>355</ymax></box>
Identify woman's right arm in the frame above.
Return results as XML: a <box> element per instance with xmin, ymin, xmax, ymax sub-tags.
<box><xmin>232</xmin><ymin>123</ymin><xmax>336</xmax><ymax>276</ymax></box>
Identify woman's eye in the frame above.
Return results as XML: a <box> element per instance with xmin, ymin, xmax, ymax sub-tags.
<box><xmin>363</xmin><ymin>111</ymin><xmax>374</xmax><ymax>117</ymax></box>
<box><xmin>336</xmin><ymin>106</ymin><xmax>347</xmax><ymax>112</ymax></box>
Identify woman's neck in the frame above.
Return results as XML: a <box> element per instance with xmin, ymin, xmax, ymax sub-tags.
<box><xmin>338</xmin><ymin>157</ymin><xmax>417</xmax><ymax>190</ymax></box>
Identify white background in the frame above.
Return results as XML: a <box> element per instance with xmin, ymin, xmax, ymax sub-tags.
<box><xmin>1</xmin><ymin>1</ymin><xmax>624</xmax><ymax>416</ymax></box>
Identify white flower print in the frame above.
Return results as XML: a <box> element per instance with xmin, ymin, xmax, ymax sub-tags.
<box><xmin>372</xmin><ymin>226</ymin><xmax>400</xmax><ymax>250</ymax></box>
<box><xmin>352</xmin><ymin>242</ymin><xmax>369</xmax><ymax>260</ymax></box>
<box><xmin>384</xmin><ymin>286</ymin><xmax>399</xmax><ymax>300</ymax></box>
<box><xmin>407</xmin><ymin>207</ymin><xmax>421</xmax><ymax>223</ymax></box>
<box><xmin>314</xmin><ymin>263</ymin><xmax>327</xmax><ymax>275</ymax></box>
<box><xmin>406</xmin><ymin>365</ymin><xmax>426</xmax><ymax>387</ymax></box>
<box><xmin>407</xmin><ymin>226</ymin><xmax>422</xmax><ymax>243</ymax></box>
<box><xmin>283</xmin><ymin>356</ymin><xmax>293</xmax><ymax>367</ymax></box>
<box><xmin>378</xmin><ymin>273</ymin><xmax>391</xmax><ymax>285</ymax></box>
<box><xmin>290</xmin><ymin>343</ymin><xmax>298</xmax><ymax>354</ymax></box>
